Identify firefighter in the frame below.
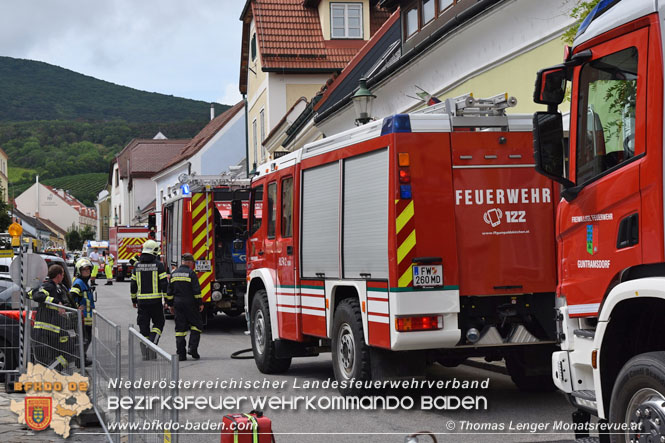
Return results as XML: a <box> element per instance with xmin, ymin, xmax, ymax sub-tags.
<box><xmin>29</xmin><ymin>264</ymin><xmax>79</xmax><ymax>370</ymax></box>
<box><xmin>71</xmin><ymin>258</ymin><xmax>95</xmax><ymax>366</ymax></box>
<box><xmin>131</xmin><ymin>239</ymin><xmax>168</xmax><ymax>355</ymax></box>
<box><xmin>166</xmin><ymin>253</ymin><xmax>203</xmax><ymax>361</ymax></box>
<box><xmin>103</xmin><ymin>250</ymin><xmax>114</xmax><ymax>285</ymax></box>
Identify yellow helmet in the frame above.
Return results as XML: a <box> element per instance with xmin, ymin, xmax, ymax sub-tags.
<box><xmin>142</xmin><ymin>239</ymin><xmax>160</xmax><ymax>255</ymax></box>
<box><xmin>75</xmin><ymin>258</ymin><xmax>93</xmax><ymax>276</ymax></box>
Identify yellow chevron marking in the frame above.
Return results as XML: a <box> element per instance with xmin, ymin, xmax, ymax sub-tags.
<box><xmin>398</xmin><ymin>264</ymin><xmax>414</xmax><ymax>287</ymax></box>
<box><xmin>396</xmin><ymin>201</ymin><xmax>414</xmax><ymax>235</ymax></box>
<box><xmin>193</xmin><ymin>230</ymin><xmax>207</xmax><ymax>249</ymax></box>
<box><xmin>192</xmin><ymin>201</ymin><xmax>206</xmax><ymax>219</ymax></box>
<box><xmin>397</xmin><ymin>230</ymin><xmax>416</xmax><ymax>264</ymax></box>
<box><xmin>194</xmin><ymin>243</ymin><xmax>210</xmax><ymax>260</ymax></box>
<box><xmin>192</xmin><ymin>215</ymin><xmax>206</xmax><ymax>233</ymax></box>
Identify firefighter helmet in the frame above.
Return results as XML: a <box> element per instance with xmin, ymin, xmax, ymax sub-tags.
<box><xmin>75</xmin><ymin>258</ymin><xmax>93</xmax><ymax>276</ymax></box>
<box><xmin>142</xmin><ymin>239</ymin><xmax>160</xmax><ymax>255</ymax></box>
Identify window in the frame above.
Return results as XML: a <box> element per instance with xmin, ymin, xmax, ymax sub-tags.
<box><xmin>259</xmin><ymin>109</ymin><xmax>265</xmax><ymax>161</ymax></box>
<box><xmin>281</xmin><ymin>177</ymin><xmax>293</xmax><ymax>238</ymax></box>
<box><xmin>576</xmin><ymin>47</ymin><xmax>638</xmax><ymax>184</ymax></box>
<box><xmin>115</xmin><ymin>169</ymin><xmax>119</xmax><ymax>186</ymax></box>
<box><xmin>331</xmin><ymin>3</ymin><xmax>363</xmax><ymax>39</ymax></box>
<box><xmin>405</xmin><ymin>7</ymin><xmax>418</xmax><ymax>37</ymax></box>
<box><xmin>252</xmin><ymin>119</ymin><xmax>258</xmax><ymax>168</ymax></box>
<box><xmin>251</xmin><ymin>34</ymin><xmax>257</xmax><ymax>61</ymax></box>
<box><xmin>267</xmin><ymin>182</ymin><xmax>277</xmax><ymax>238</ymax></box>
<box><xmin>422</xmin><ymin>0</ymin><xmax>435</xmax><ymax>24</ymax></box>
<box><xmin>439</xmin><ymin>0</ymin><xmax>454</xmax><ymax>12</ymax></box>
<box><xmin>250</xmin><ymin>185</ymin><xmax>263</xmax><ymax>235</ymax></box>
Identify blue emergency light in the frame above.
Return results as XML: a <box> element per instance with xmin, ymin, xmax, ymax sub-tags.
<box><xmin>181</xmin><ymin>184</ymin><xmax>191</xmax><ymax>196</ymax></box>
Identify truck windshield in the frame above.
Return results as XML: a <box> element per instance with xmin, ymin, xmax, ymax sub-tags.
<box><xmin>576</xmin><ymin>46</ymin><xmax>638</xmax><ymax>184</ymax></box>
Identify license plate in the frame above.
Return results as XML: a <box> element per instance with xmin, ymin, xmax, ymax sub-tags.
<box><xmin>196</xmin><ymin>260</ymin><xmax>211</xmax><ymax>272</ymax></box>
<box><xmin>413</xmin><ymin>265</ymin><xmax>443</xmax><ymax>287</ymax></box>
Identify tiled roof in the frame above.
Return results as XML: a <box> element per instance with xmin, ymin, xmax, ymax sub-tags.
<box><xmin>36</xmin><ymin>216</ymin><xmax>67</xmax><ymax>237</ymax></box>
<box><xmin>240</xmin><ymin>0</ymin><xmax>390</xmax><ymax>93</ymax></box>
<box><xmin>116</xmin><ymin>139</ymin><xmax>189</xmax><ymax>179</ymax></box>
<box><xmin>158</xmin><ymin>101</ymin><xmax>245</xmax><ymax>174</ymax></box>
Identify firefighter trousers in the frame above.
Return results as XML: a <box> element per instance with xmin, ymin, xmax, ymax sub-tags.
<box><xmin>174</xmin><ymin>303</ymin><xmax>203</xmax><ymax>357</ymax></box>
<box><xmin>137</xmin><ymin>302</ymin><xmax>165</xmax><ymax>344</ymax></box>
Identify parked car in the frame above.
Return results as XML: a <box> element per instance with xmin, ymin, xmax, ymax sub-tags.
<box><xmin>66</xmin><ymin>253</ymin><xmax>75</xmax><ymax>266</ymax></box>
<box><xmin>0</xmin><ymin>309</ymin><xmax>21</xmax><ymax>372</ymax></box>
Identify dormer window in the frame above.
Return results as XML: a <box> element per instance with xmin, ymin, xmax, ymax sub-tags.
<box><xmin>331</xmin><ymin>3</ymin><xmax>363</xmax><ymax>39</ymax></box>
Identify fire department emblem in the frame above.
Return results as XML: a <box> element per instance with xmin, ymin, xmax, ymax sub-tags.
<box><xmin>483</xmin><ymin>208</ymin><xmax>502</xmax><ymax>227</ymax></box>
<box><xmin>25</xmin><ymin>397</ymin><xmax>52</xmax><ymax>431</ymax></box>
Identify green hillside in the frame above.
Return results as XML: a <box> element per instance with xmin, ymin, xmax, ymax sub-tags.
<box><xmin>0</xmin><ymin>57</ymin><xmax>227</xmax><ymax>122</ymax></box>
<box><xmin>0</xmin><ymin>56</ymin><xmax>234</xmax><ymax>206</ymax></box>
<box><xmin>10</xmin><ymin>172</ymin><xmax>107</xmax><ymax>207</ymax></box>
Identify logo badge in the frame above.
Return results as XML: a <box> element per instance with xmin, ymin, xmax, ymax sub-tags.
<box><xmin>483</xmin><ymin>208</ymin><xmax>503</xmax><ymax>227</ymax></box>
<box><xmin>25</xmin><ymin>397</ymin><xmax>52</xmax><ymax>431</ymax></box>
<box><xmin>586</xmin><ymin>224</ymin><xmax>598</xmax><ymax>255</ymax></box>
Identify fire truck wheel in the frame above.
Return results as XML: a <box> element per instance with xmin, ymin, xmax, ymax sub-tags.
<box><xmin>115</xmin><ymin>271</ymin><xmax>124</xmax><ymax>282</ymax></box>
<box><xmin>505</xmin><ymin>346</ymin><xmax>556</xmax><ymax>392</ymax></box>
<box><xmin>609</xmin><ymin>352</ymin><xmax>665</xmax><ymax>443</ymax></box>
<box><xmin>250</xmin><ymin>290</ymin><xmax>291</xmax><ymax>373</ymax></box>
<box><xmin>332</xmin><ymin>298</ymin><xmax>370</xmax><ymax>392</ymax></box>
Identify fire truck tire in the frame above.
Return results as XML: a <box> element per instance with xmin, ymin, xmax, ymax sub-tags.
<box><xmin>250</xmin><ymin>290</ymin><xmax>291</xmax><ymax>373</ymax></box>
<box><xmin>331</xmin><ymin>298</ymin><xmax>370</xmax><ymax>393</ymax></box>
<box><xmin>505</xmin><ymin>346</ymin><xmax>556</xmax><ymax>392</ymax></box>
<box><xmin>115</xmin><ymin>270</ymin><xmax>124</xmax><ymax>282</ymax></box>
<box><xmin>608</xmin><ymin>352</ymin><xmax>665</xmax><ymax>443</ymax></box>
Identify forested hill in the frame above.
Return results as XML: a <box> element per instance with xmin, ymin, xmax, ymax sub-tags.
<box><xmin>0</xmin><ymin>56</ymin><xmax>226</xmax><ymax>122</ymax></box>
<box><xmin>0</xmin><ymin>56</ymin><xmax>232</xmax><ymax>206</ymax></box>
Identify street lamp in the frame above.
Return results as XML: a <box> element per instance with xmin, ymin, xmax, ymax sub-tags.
<box><xmin>113</xmin><ymin>214</ymin><xmax>119</xmax><ymax>226</ymax></box>
<box><xmin>352</xmin><ymin>77</ymin><xmax>376</xmax><ymax>125</ymax></box>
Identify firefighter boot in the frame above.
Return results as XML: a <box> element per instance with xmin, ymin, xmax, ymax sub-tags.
<box><xmin>188</xmin><ymin>330</ymin><xmax>201</xmax><ymax>360</ymax></box>
<box><xmin>147</xmin><ymin>330</ymin><xmax>161</xmax><ymax>360</ymax></box>
<box><xmin>176</xmin><ymin>335</ymin><xmax>187</xmax><ymax>361</ymax></box>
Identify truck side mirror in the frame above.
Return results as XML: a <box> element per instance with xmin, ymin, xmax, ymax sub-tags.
<box><xmin>533</xmin><ymin>112</ymin><xmax>574</xmax><ymax>188</ymax></box>
<box><xmin>231</xmin><ymin>199</ymin><xmax>243</xmax><ymax>227</ymax></box>
<box><xmin>534</xmin><ymin>67</ymin><xmax>567</xmax><ymax>106</ymax></box>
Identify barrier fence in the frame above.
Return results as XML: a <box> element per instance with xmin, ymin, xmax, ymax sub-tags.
<box><xmin>92</xmin><ymin>310</ymin><xmax>122</xmax><ymax>443</ymax></box>
<box><xmin>0</xmin><ymin>280</ymin><xmax>24</xmax><ymax>382</ymax></box>
<box><xmin>24</xmin><ymin>298</ymin><xmax>85</xmax><ymax>375</ymax></box>
<box><xmin>128</xmin><ymin>325</ymin><xmax>179</xmax><ymax>443</ymax></box>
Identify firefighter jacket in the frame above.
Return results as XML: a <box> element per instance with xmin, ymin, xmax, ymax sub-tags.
<box><xmin>71</xmin><ymin>277</ymin><xmax>94</xmax><ymax>327</ymax></box>
<box><xmin>30</xmin><ymin>279</ymin><xmax>76</xmax><ymax>308</ymax></box>
<box><xmin>166</xmin><ymin>265</ymin><xmax>202</xmax><ymax>307</ymax></box>
<box><xmin>130</xmin><ymin>253</ymin><xmax>168</xmax><ymax>305</ymax></box>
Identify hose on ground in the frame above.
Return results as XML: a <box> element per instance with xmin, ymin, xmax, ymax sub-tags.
<box><xmin>231</xmin><ymin>348</ymin><xmax>253</xmax><ymax>359</ymax></box>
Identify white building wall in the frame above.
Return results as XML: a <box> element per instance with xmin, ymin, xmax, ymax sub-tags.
<box><xmin>152</xmin><ymin>162</ymin><xmax>189</xmax><ymax>242</ymax></box>
<box><xmin>16</xmin><ymin>182</ymin><xmax>80</xmax><ymax>232</ymax></box>
<box><xmin>317</xmin><ymin>0</ymin><xmax>575</xmax><ymax>136</ymax></box>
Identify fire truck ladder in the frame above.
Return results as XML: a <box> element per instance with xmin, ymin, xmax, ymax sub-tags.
<box><xmin>414</xmin><ymin>92</ymin><xmax>518</xmax><ymax>128</ymax></box>
<box><xmin>176</xmin><ymin>173</ymin><xmax>250</xmax><ymax>194</ymax></box>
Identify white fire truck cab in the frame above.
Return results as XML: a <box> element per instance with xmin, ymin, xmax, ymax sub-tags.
<box><xmin>243</xmin><ymin>94</ymin><xmax>560</xmax><ymax>393</ymax></box>
<box><xmin>533</xmin><ymin>0</ymin><xmax>665</xmax><ymax>438</ymax></box>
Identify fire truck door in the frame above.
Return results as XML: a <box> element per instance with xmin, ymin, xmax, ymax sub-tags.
<box><xmin>560</xmin><ymin>29</ymin><xmax>647</xmax><ymax>316</ymax></box>
<box><xmin>248</xmin><ymin>183</ymin><xmax>265</xmax><ymax>270</ymax></box>
<box><xmin>276</xmin><ymin>175</ymin><xmax>299</xmax><ymax>340</ymax></box>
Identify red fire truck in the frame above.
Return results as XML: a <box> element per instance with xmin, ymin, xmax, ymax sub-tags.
<box><xmin>533</xmin><ymin>0</ymin><xmax>665</xmax><ymax>436</ymax></box>
<box><xmin>109</xmin><ymin>226</ymin><xmax>149</xmax><ymax>281</ymax></box>
<box><xmin>162</xmin><ymin>175</ymin><xmax>250</xmax><ymax>319</ymax></box>
<box><xmin>243</xmin><ymin>94</ymin><xmax>559</xmax><ymax>393</ymax></box>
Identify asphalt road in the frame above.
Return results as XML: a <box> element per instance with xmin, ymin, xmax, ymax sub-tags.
<box><xmin>93</xmin><ymin>279</ymin><xmax>588</xmax><ymax>443</ymax></box>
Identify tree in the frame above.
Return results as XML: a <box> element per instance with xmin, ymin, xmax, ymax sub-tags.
<box><xmin>80</xmin><ymin>225</ymin><xmax>95</xmax><ymax>243</ymax></box>
<box><xmin>66</xmin><ymin>228</ymin><xmax>82</xmax><ymax>251</ymax></box>
<box><xmin>0</xmin><ymin>186</ymin><xmax>10</xmax><ymax>232</ymax></box>
<box><xmin>562</xmin><ymin>0</ymin><xmax>602</xmax><ymax>45</ymax></box>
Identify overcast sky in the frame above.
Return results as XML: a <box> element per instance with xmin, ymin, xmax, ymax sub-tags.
<box><xmin>0</xmin><ymin>0</ymin><xmax>244</xmax><ymax>105</ymax></box>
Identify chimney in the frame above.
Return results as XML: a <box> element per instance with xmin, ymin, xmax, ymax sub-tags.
<box><xmin>210</xmin><ymin>103</ymin><xmax>215</xmax><ymax>121</ymax></box>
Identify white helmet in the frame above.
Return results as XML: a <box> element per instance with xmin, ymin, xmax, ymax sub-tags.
<box><xmin>142</xmin><ymin>239</ymin><xmax>160</xmax><ymax>255</ymax></box>
<box><xmin>75</xmin><ymin>258</ymin><xmax>93</xmax><ymax>276</ymax></box>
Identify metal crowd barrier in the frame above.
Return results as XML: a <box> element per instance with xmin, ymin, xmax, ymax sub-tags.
<box><xmin>0</xmin><ymin>281</ymin><xmax>24</xmax><ymax>383</ymax></box>
<box><xmin>91</xmin><ymin>310</ymin><xmax>122</xmax><ymax>443</ymax></box>
<box><xmin>24</xmin><ymin>298</ymin><xmax>85</xmax><ymax>375</ymax></box>
<box><xmin>128</xmin><ymin>326</ymin><xmax>179</xmax><ymax>443</ymax></box>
